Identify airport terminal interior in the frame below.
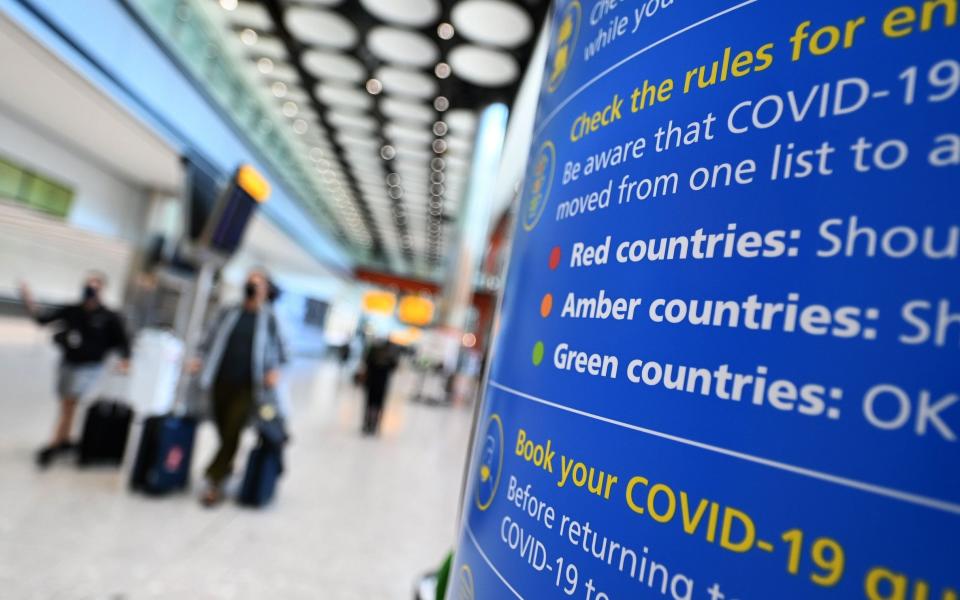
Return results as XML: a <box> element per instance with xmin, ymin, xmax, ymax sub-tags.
<box><xmin>0</xmin><ymin>329</ymin><xmax>472</xmax><ymax>598</ymax></box>
<box><xmin>4</xmin><ymin>0</ymin><xmax>957</xmax><ymax>598</ymax></box>
<box><xmin>0</xmin><ymin>0</ymin><xmax>545</xmax><ymax>597</ymax></box>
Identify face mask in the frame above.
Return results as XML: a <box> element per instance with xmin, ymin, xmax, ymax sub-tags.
<box><xmin>244</xmin><ymin>281</ymin><xmax>258</xmax><ymax>300</ymax></box>
<box><xmin>82</xmin><ymin>285</ymin><xmax>98</xmax><ymax>301</ymax></box>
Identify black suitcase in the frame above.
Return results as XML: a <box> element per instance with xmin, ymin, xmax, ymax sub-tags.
<box><xmin>77</xmin><ymin>400</ymin><xmax>133</xmax><ymax>466</ymax></box>
<box><xmin>238</xmin><ymin>442</ymin><xmax>283</xmax><ymax>507</ymax></box>
<box><xmin>129</xmin><ymin>415</ymin><xmax>197</xmax><ymax>495</ymax></box>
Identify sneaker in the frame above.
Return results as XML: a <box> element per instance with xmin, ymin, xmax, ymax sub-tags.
<box><xmin>56</xmin><ymin>440</ymin><xmax>77</xmax><ymax>454</ymax></box>
<box><xmin>200</xmin><ymin>486</ymin><xmax>224</xmax><ymax>508</ymax></box>
<box><xmin>35</xmin><ymin>446</ymin><xmax>56</xmax><ymax>469</ymax></box>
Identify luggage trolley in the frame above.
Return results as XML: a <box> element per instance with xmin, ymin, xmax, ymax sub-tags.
<box><xmin>412</xmin><ymin>358</ymin><xmax>451</xmax><ymax>405</ymax></box>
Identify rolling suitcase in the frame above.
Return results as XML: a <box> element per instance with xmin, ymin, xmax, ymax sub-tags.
<box><xmin>129</xmin><ymin>414</ymin><xmax>197</xmax><ymax>495</ymax></box>
<box><xmin>77</xmin><ymin>400</ymin><xmax>133</xmax><ymax>466</ymax></box>
<box><xmin>238</xmin><ymin>442</ymin><xmax>283</xmax><ymax>507</ymax></box>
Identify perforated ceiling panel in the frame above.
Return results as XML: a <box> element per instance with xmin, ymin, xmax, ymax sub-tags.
<box><xmin>216</xmin><ymin>0</ymin><xmax>546</xmax><ymax>274</ymax></box>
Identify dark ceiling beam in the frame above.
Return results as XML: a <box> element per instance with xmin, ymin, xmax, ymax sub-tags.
<box><xmin>259</xmin><ymin>0</ymin><xmax>388</xmax><ymax>262</ymax></box>
<box><xmin>253</xmin><ymin>0</ymin><xmax>550</xmax><ymax>275</ymax></box>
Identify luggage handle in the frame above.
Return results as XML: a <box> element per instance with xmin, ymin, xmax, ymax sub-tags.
<box><xmin>169</xmin><ymin>361</ymin><xmax>199</xmax><ymax>418</ymax></box>
<box><xmin>169</xmin><ymin>377</ymin><xmax>196</xmax><ymax>418</ymax></box>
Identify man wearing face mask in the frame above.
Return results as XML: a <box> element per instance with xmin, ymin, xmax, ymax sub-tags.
<box><xmin>19</xmin><ymin>272</ymin><xmax>130</xmax><ymax>467</ymax></box>
<box><xmin>188</xmin><ymin>269</ymin><xmax>287</xmax><ymax>506</ymax></box>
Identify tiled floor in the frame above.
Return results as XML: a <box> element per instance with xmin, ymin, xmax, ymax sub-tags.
<box><xmin>0</xmin><ymin>318</ymin><xmax>474</xmax><ymax>599</ymax></box>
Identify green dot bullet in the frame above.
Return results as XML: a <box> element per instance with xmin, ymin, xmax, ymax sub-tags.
<box><xmin>532</xmin><ymin>341</ymin><xmax>545</xmax><ymax>366</ymax></box>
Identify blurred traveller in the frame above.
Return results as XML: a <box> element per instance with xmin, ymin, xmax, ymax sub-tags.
<box><xmin>19</xmin><ymin>272</ymin><xmax>130</xmax><ymax>467</ymax></box>
<box><xmin>189</xmin><ymin>269</ymin><xmax>287</xmax><ymax>506</ymax></box>
<box><xmin>358</xmin><ymin>338</ymin><xmax>399</xmax><ymax>435</ymax></box>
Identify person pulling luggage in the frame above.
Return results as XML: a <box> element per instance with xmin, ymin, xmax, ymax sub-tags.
<box><xmin>357</xmin><ymin>338</ymin><xmax>399</xmax><ymax>436</ymax></box>
<box><xmin>19</xmin><ymin>271</ymin><xmax>130</xmax><ymax>467</ymax></box>
<box><xmin>188</xmin><ymin>269</ymin><xmax>287</xmax><ymax>507</ymax></box>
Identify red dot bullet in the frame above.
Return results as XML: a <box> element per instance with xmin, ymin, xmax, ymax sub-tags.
<box><xmin>549</xmin><ymin>246</ymin><xmax>561</xmax><ymax>270</ymax></box>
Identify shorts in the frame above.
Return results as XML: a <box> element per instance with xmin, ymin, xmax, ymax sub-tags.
<box><xmin>56</xmin><ymin>363</ymin><xmax>104</xmax><ymax>400</ymax></box>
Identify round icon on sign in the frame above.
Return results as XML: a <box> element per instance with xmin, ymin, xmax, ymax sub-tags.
<box><xmin>546</xmin><ymin>0</ymin><xmax>582</xmax><ymax>93</ymax></box>
<box><xmin>474</xmin><ymin>414</ymin><xmax>503</xmax><ymax>511</ymax></box>
<box><xmin>453</xmin><ymin>564</ymin><xmax>475</xmax><ymax>600</ymax></box>
<box><xmin>522</xmin><ymin>140</ymin><xmax>556</xmax><ymax>232</ymax></box>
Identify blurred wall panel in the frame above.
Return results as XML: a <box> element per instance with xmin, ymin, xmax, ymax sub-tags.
<box><xmin>0</xmin><ymin>202</ymin><xmax>133</xmax><ymax>306</ymax></box>
<box><xmin>0</xmin><ymin>107</ymin><xmax>150</xmax><ymax>243</ymax></box>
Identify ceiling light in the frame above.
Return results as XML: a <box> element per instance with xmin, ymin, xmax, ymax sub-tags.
<box><xmin>449</xmin><ymin>44</ymin><xmax>519</xmax><ymax>86</ymax></box>
<box><xmin>240</xmin><ymin>28</ymin><xmax>259</xmax><ymax>46</ymax></box>
<box><xmin>293</xmin><ymin>119</ymin><xmax>309</xmax><ymax>134</ymax></box>
<box><xmin>220</xmin><ymin>0</ymin><xmax>238</xmax><ymax>10</ymax></box>
<box><xmin>380</xmin><ymin>145</ymin><xmax>396</xmax><ymax>160</ymax></box>
<box><xmin>257</xmin><ymin>57</ymin><xmax>274</xmax><ymax>74</ymax></box>
<box><xmin>303</xmin><ymin>50</ymin><xmax>366</xmax><ymax>83</ymax></box>
<box><xmin>377</xmin><ymin>66</ymin><xmax>437</xmax><ymax>98</ymax></box>
<box><xmin>285</xmin><ymin>7</ymin><xmax>358</xmax><ymax>49</ymax></box>
<box><xmin>451</xmin><ymin>0</ymin><xmax>534</xmax><ymax>49</ymax></box>
<box><xmin>432</xmin><ymin>139</ymin><xmax>447</xmax><ymax>154</ymax></box>
<box><xmin>386</xmin><ymin>173</ymin><xmax>401</xmax><ymax>186</ymax></box>
<box><xmin>271</xmin><ymin>81</ymin><xmax>287</xmax><ymax>97</ymax></box>
<box><xmin>430</xmin><ymin>171</ymin><xmax>444</xmax><ymax>184</ymax></box>
<box><xmin>430</xmin><ymin>157</ymin><xmax>445</xmax><ymax>171</ymax></box>
<box><xmin>365</xmin><ymin>78</ymin><xmax>383</xmax><ymax>95</ymax></box>
<box><xmin>282</xmin><ymin>101</ymin><xmax>298</xmax><ymax>117</ymax></box>
<box><xmin>434</xmin><ymin>62</ymin><xmax>451</xmax><ymax>79</ymax></box>
<box><xmin>437</xmin><ymin>22</ymin><xmax>455</xmax><ymax>40</ymax></box>
<box><xmin>433</xmin><ymin>96</ymin><xmax>449</xmax><ymax>111</ymax></box>
<box><xmin>309</xmin><ymin>147</ymin><xmax>324</xmax><ymax>161</ymax></box>
<box><xmin>433</xmin><ymin>121</ymin><xmax>448</xmax><ymax>136</ymax></box>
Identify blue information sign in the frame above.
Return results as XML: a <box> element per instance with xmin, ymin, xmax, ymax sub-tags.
<box><xmin>450</xmin><ymin>1</ymin><xmax>960</xmax><ymax>598</ymax></box>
